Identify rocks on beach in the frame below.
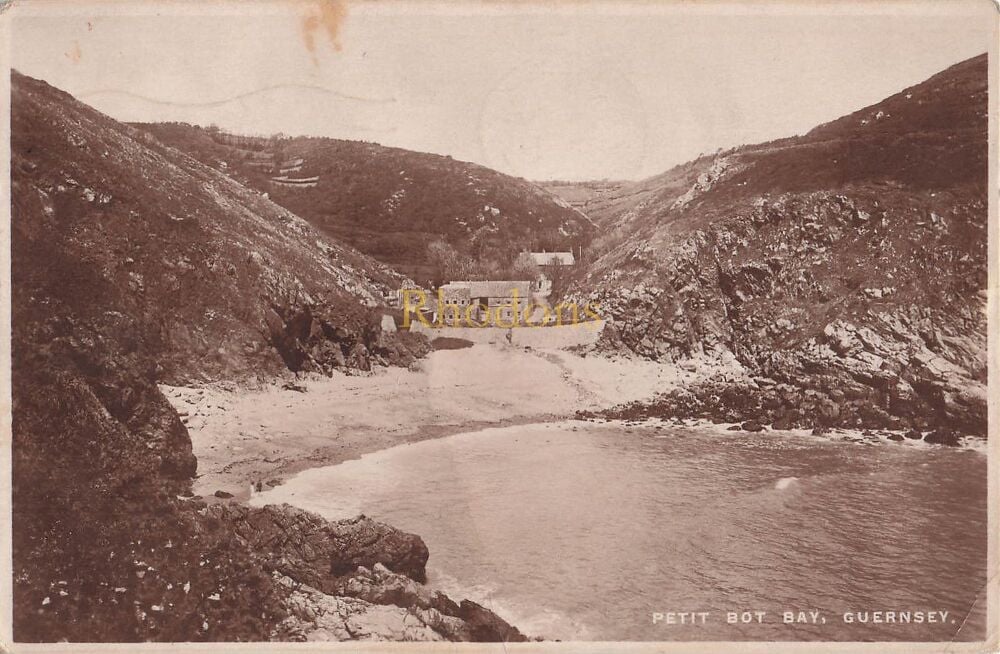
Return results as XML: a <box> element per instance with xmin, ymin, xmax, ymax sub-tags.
<box><xmin>923</xmin><ymin>429</ymin><xmax>962</xmax><ymax>447</ymax></box>
<box><xmin>212</xmin><ymin>503</ymin><xmax>525</xmax><ymax>642</ymax></box>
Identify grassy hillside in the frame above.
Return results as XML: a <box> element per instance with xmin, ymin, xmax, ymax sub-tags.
<box><xmin>13</xmin><ymin>73</ymin><xmax>434</xmax><ymax>382</ymax></box>
<box><xmin>10</xmin><ymin>71</ymin><xmax>438</xmax><ymax>641</ymax></box>
<box><xmin>569</xmin><ymin>54</ymin><xmax>988</xmax><ymax>437</ymax></box>
<box><xmin>137</xmin><ymin>123</ymin><xmax>596</xmax><ymax>283</ymax></box>
<box><xmin>537</xmin><ymin>179</ymin><xmax>630</xmax><ymax>226</ymax></box>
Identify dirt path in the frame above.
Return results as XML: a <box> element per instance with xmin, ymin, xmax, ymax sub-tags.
<box><xmin>164</xmin><ymin>344</ymin><xmax>720</xmax><ymax>501</ymax></box>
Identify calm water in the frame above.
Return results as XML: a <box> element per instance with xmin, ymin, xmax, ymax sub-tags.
<box><xmin>252</xmin><ymin>422</ymin><xmax>988</xmax><ymax>641</ymax></box>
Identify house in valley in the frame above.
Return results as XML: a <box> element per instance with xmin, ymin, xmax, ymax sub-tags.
<box><xmin>528</xmin><ymin>250</ymin><xmax>576</xmax><ymax>267</ymax></box>
<box><xmin>436</xmin><ymin>280</ymin><xmax>532</xmax><ymax>325</ymax></box>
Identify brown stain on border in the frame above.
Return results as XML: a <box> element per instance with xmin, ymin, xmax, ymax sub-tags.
<box><xmin>65</xmin><ymin>40</ymin><xmax>82</xmax><ymax>64</ymax></box>
<box><xmin>300</xmin><ymin>0</ymin><xmax>348</xmax><ymax>63</ymax></box>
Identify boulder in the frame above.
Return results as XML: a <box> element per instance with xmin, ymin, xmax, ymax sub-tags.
<box><xmin>741</xmin><ymin>420</ymin><xmax>765</xmax><ymax>432</ymax></box>
<box><xmin>923</xmin><ymin>429</ymin><xmax>962</xmax><ymax>447</ymax></box>
<box><xmin>771</xmin><ymin>414</ymin><xmax>796</xmax><ymax>430</ymax></box>
<box><xmin>345</xmin><ymin>343</ymin><xmax>372</xmax><ymax>371</ymax></box>
<box><xmin>457</xmin><ymin>599</ymin><xmax>529</xmax><ymax>642</ymax></box>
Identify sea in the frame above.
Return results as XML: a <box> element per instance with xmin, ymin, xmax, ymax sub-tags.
<box><xmin>250</xmin><ymin>420</ymin><xmax>988</xmax><ymax>641</ymax></box>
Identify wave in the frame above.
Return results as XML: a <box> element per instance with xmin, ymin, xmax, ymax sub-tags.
<box><xmin>426</xmin><ymin>567</ymin><xmax>593</xmax><ymax>640</ymax></box>
<box><xmin>774</xmin><ymin>476</ymin><xmax>799</xmax><ymax>490</ymax></box>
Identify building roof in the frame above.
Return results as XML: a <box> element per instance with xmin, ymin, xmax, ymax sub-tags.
<box><xmin>438</xmin><ymin>284</ymin><xmax>471</xmax><ymax>301</ymax></box>
<box><xmin>528</xmin><ymin>251</ymin><xmax>575</xmax><ymax>266</ymax></box>
<box><xmin>443</xmin><ymin>280</ymin><xmax>532</xmax><ymax>298</ymax></box>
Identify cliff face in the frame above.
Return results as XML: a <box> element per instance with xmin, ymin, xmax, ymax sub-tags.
<box><xmin>10</xmin><ymin>71</ymin><xmax>516</xmax><ymax>642</ymax></box>
<box><xmin>137</xmin><ymin>122</ymin><xmax>596</xmax><ymax>282</ymax></box>
<box><xmin>567</xmin><ymin>55</ymin><xmax>988</xmax><ymax>436</ymax></box>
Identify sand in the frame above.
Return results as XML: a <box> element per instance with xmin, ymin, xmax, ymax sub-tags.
<box><xmin>162</xmin><ymin>344</ymin><xmax>733</xmax><ymax>500</ymax></box>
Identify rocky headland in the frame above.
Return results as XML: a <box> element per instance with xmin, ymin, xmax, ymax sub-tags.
<box><xmin>560</xmin><ymin>55</ymin><xmax>988</xmax><ymax>441</ymax></box>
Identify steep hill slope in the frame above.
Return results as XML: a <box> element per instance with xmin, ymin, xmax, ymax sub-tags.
<box><xmin>13</xmin><ymin>72</ymin><xmax>430</xmax><ymax>382</ymax></box>
<box><xmin>11</xmin><ymin>71</ymin><xmax>524</xmax><ymax>643</ymax></box>
<box><xmin>137</xmin><ymin>123</ymin><xmax>595</xmax><ymax>283</ymax></box>
<box><xmin>570</xmin><ymin>54</ymin><xmax>988</xmax><ymax>437</ymax></box>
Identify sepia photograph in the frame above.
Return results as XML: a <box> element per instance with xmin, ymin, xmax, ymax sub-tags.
<box><xmin>1</xmin><ymin>0</ymin><xmax>997</xmax><ymax>649</ymax></box>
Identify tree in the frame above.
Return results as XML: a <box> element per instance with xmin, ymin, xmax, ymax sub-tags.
<box><xmin>510</xmin><ymin>252</ymin><xmax>540</xmax><ymax>281</ymax></box>
<box><xmin>426</xmin><ymin>238</ymin><xmax>474</xmax><ymax>285</ymax></box>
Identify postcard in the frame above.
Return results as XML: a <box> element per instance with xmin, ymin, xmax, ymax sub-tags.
<box><xmin>1</xmin><ymin>0</ymin><xmax>997</xmax><ymax>651</ymax></box>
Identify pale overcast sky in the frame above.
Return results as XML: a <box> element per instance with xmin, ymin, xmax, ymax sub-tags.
<box><xmin>10</xmin><ymin>1</ymin><xmax>994</xmax><ymax>181</ymax></box>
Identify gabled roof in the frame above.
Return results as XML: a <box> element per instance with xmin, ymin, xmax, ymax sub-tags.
<box><xmin>438</xmin><ymin>284</ymin><xmax>471</xmax><ymax>301</ymax></box>
<box><xmin>443</xmin><ymin>280</ymin><xmax>532</xmax><ymax>298</ymax></box>
<box><xmin>528</xmin><ymin>251</ymin><xmax>575</xmax><ymax>265</ymax></box>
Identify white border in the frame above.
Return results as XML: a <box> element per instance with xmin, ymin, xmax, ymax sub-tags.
<box><xmin>0</xmin><ymin>1</ymin><xmax>996</xmax><ymax>653</ymax></box>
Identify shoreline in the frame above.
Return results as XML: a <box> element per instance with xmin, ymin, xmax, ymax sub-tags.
<box><xmin>162</xmin><ymin>343</ymin><xmax>985</xmax><ymax>642</ymax></box>
<box><xmin>167</xmin><ymin>343</ymin><xmax>985</xmax><ymax>504</ymax></box>
<box><xmin>165</xmin><ymin>344</ymin><xmax>720</xmax><ymax>500</ymax></box>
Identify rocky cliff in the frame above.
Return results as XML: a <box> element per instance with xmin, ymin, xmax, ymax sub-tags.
<box><xmin>567</xmin><ymin>54</ymin><xmax>988</xmax><ymax>438</ymax></box>
<box><xmin>11</xmin><ymin>71</ymin><xmax>519</xmax><ymax>642</ymax></box>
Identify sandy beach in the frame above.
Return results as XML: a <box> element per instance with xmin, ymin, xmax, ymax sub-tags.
<box><xmin>163</xmin><ymin>344</ymin><xmax>738</xmax><ymax>500</ymax></box>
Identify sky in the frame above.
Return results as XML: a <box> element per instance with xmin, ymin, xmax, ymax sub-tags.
<box><xmin>9</xmin><ymin>1</ymin><xmax>995</xmax><ymax>181</ymax></box>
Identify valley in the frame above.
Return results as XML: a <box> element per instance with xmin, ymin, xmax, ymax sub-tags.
<box><xmin>8</xmin><ymin>50</ymin><xmax>990</xmax><ymax>644</ymax></box>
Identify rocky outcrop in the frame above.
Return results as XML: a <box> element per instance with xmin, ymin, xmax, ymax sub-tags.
<box><xmin>592</xmin><ymin>313</ymin><xmax>986</xmax><ymax>441</ymax></box>
<box><xmin>274</xmin><ymin>574</ymin><xmax>450</xmax><ymax>641</ymax></box>
<box><xmin>215</xmin><ymin>504</ymin><xmax>430</xmax><ymax>584</ymax></box>
<box><xmin>570</xmin><ymin>55</ymin><xmax>988</xmax><ymax>437</ymax></box>
<box><xmin>331</xmin><ymin>565</ymin><xmax>528</xmax><ymax>642</ymax></box>
<box><xmin>214</xmin><ymin>506</ymin><xmax>527</xmax><ymax>642</ymax></box>
<box><xmin>263</xmin><ymin>300</ymin><xmax>429</xmax><ymax>375</ymax></box>
<box><xmin>13</xmin><ymin>338</ymin><xmax>289</xmax><ymax>642</ymax></box>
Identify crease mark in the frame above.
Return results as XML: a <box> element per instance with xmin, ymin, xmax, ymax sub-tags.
<box><xmin>77</xmin><ymin>83</ymin><xmax>395</xmax><ymax>109</ymax></box>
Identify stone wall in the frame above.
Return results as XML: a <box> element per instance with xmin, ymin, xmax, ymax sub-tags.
<box><xmin>408</xmin><ymin>320</ymin><xmax>605</xmax><ymax>349</ymax></box>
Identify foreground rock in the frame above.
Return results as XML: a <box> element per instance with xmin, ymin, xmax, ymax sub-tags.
<box><xmin>274</xmin><ymin>571</ymin><xmax>526</xmax><ymax>642</ymax></box>
<box><xmin>274</xmin><ymin>574</ymin><xmax>449</xmax><ymax>641</ymax></box>
<box><xmin>216</xmin><ymin>504</ymin><xmax>431</xmax><ymax>584</ymax></box>
<box><xmin>334</xmin><ymin>564</ymin><xmax>527</xmax><ymax>642</ymax></box>
<box><xmin>276</xmin><ymin>564</ymin><xmax>525</xmax><ymax>642</ymax></box>
<box><xmin>215</xmin><ymin>504</ymin><xmax>526</xmax><ymax>642</ymax></box>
